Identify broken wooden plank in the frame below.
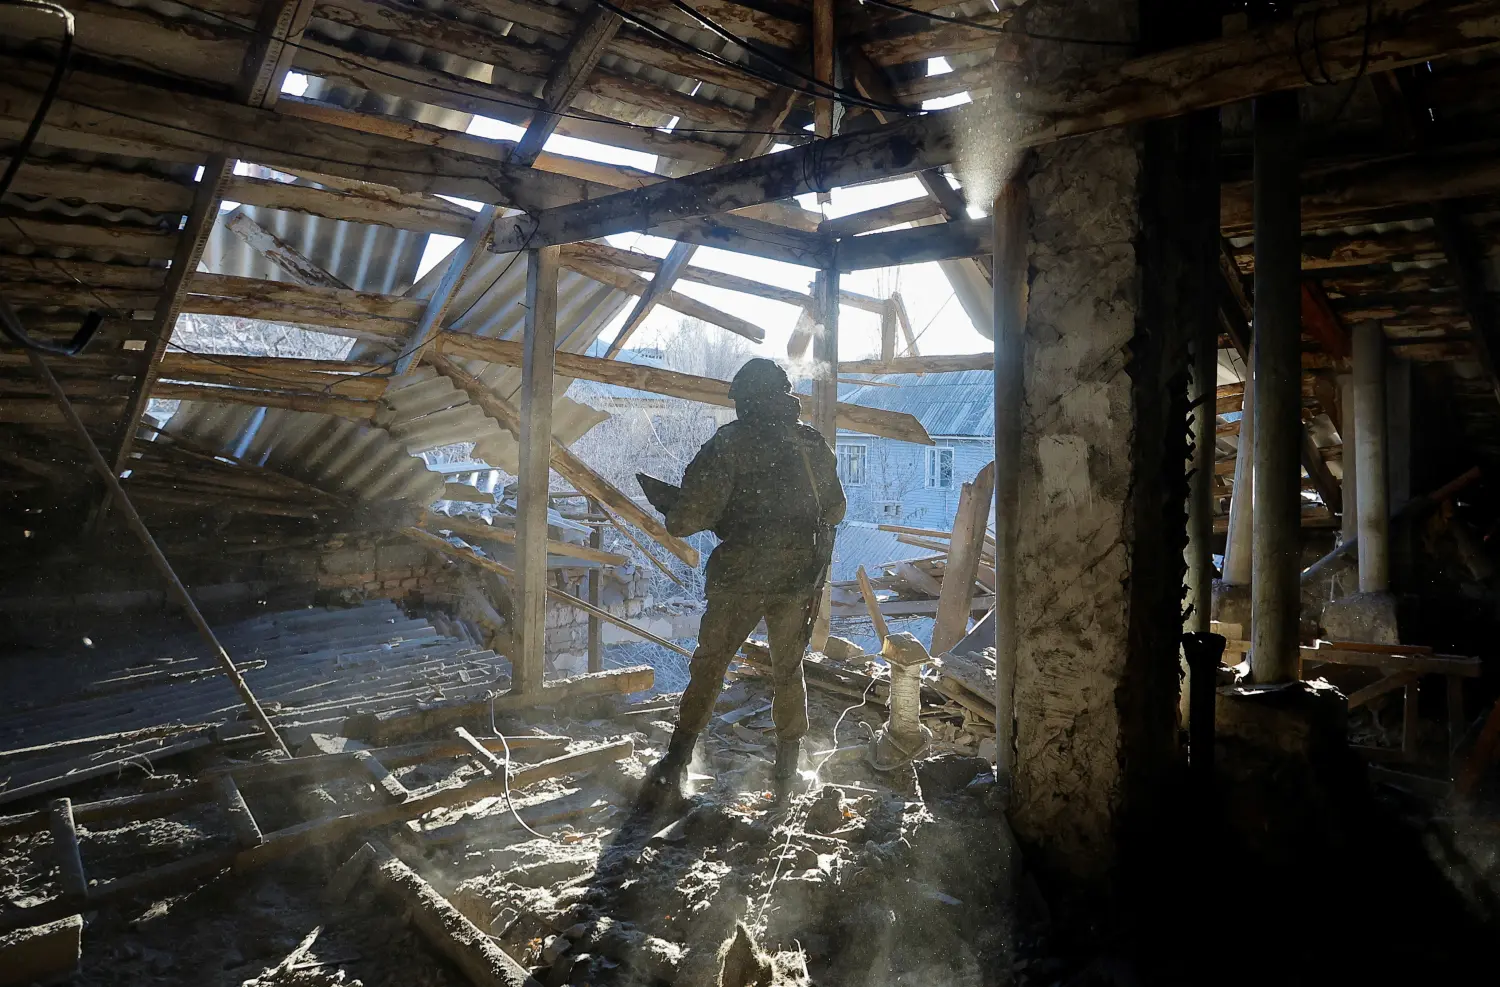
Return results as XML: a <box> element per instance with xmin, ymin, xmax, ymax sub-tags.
<box><xmin>46</xmin><ymin>799</ymin><xmax>87</xmax><ymax>903</ymax></box>
<box><xmin>0</xmin><ymin>914</ymin><xmax>82</xmax><ymax>987</ymax></box>
<box><xmin>425</xmin><ymin>355</ymin><xmax>701</xmax><ymax>565</ymax></box>
<box><xmin>214</xmin><ymin>774</ymin><xmax>265</xmax><ymax>849</ymax></box>
<box><xmin>359</xmin><ymin>664</ymin><xmax>655</xmax><ymax>744</ymax></box>
<box><xmin>855</xmin><ymin>565</ymin><xmax>889</xmax><ymax>645</ymax></box>
<box><xmin>1299</xmin><ymin>647</ymin><xmax>1481</xmax><ymax>678</ymax></box>
<box><xmin>393</xmin><ymin>205</ymin><xmax>498</xmax><ymax>375</ymax></box>
<box><xmin>1344</xmin><ymin>671</ymin><xmax>1422</xmax><ymax>710</ymax></box>
<box><xmin>933</xmin><ymin>461</ymin><xmax>996</xmax><ymax>655</ymax></box>
<box><xmin>361</xmin><ymin>841</ymin><xmax>543</xmax><ymax>987</ymax></box>
<box><xmin>353</xmin><ymin>750</ymin><xmax>410</xmax><ymax>805</ymax></box>
<box><xmin>223</xmin><ymin>209</ymin><xmax>351</xmax><ymax>289</ymax></box>
<box><xmin>839</xmin><ymin>353</ymin><xmax>993</xmax><ymax>374</ymax></box>
<box><xmin>418</xmin><ymin>511</ymin><xmax>628</xmax><ymax>567</ymax></box>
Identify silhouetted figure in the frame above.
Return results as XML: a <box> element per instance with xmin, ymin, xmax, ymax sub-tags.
<box><xmin>640</xmin><ymin>358</ymin><xmax>845</xmax><ymax>804</ymax></box>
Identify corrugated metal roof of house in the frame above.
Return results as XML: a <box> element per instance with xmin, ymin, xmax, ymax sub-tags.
<box><xmin>830</xmin><ymin>520</ymin><xmax>935</xmax><ymax>583</ymax></box>
<box><xmin>165</xmin><ymin>220</ymin><xmax>633</xmax><ymax>503</ymax></box>
<box><xmin>835</xmin><ymin>370</ymin><xmax>995</xmax><ymax>438</ymax></box>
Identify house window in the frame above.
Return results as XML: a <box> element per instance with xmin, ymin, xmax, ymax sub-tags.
<box><xmin>836</xmin><ymin>443</ymin><xmax>867</xmax><ymax>486</ymax></box>
<box><xmin>925</xmin><ymin>446</ymin><xmax>954</xmax><ymax>489</ymax></box>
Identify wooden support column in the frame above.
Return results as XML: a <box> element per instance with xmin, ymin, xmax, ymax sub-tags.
<box><xmin>810</xmin><ymin>266</ymin><xmax>839</xmax><ymax>653</ymax></box>
<box><xmin>991</xmin><ymin>179</ymin><xmax>1026</xmax><ymax>774</ymax></box>
<box><xmin>515</xmin><ymin>245</ymin><xmax>560</xmax><ymax>693</ymax></box>
<box><xmin>587</xmin><ymin>498</ymin><xmax>604</xmax><ymax>673</ymax></box>
<box><xmin>1250</xmin><ymin>91</ymin><xmax>1302</xmax><ymax>684</ymax></box>
<box><xmin>1353</xmin><ymin>320</ymin><xmax>1391</xmax><ymax>592</ymax></box>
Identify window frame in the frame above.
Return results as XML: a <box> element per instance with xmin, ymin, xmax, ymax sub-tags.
<box><xmin>836</xmin><ymin>442</ymin><xmax>868</xmax><ymax>487</ymax></box>
<box><xmin>925</xmin><ymin>445</ymin><xmax>955</xmax><ymax>489</ymax></box>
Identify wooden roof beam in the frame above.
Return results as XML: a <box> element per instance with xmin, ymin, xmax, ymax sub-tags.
<box><xmin>511</xmin><ymin>6</ymin><xmax>623</xmax><ymax>166</ymax></box>
<box><xmin>605</xmin><ymin>92</ymin><xmax>798</xmax><ymax>359</ymax></box>
<box><xmin>431</xmin><ymin>332</ymin><xmax>932</xmax><ymax>445</ymax></box>
<box><xmin>492</xmin><ymin>0</ymin><xmax>1500</xmax><ymax>251</ymax></box>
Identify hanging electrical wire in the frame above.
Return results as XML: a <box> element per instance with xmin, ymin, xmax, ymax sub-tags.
<box><xmin>662</xmin><ymin>0</ymin><xmax>917</xmax><ymax>114</ymax></box>
<box><xmin>854</xmin><ymin>0</ymin><xmax>1139</xmax><ymax>47</ymax></box>
<box><xmin>587</xmin><ymin>0</ymin><xmax>915</xmax><ymax>114</ymax></box>
<box><xmin>0</xmin><ymin>0</ymin><xmax>107</xmax><ymax>356</ymax></box>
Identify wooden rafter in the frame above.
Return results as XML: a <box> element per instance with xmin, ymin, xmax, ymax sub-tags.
<box><xmin>106</xmin><ymin>0</ymin><xmax>319</xmax><ymax>487</ymax></box>
<box><xmin>491</xmin><ymin>0</ymin><xmax>1500</xmax><ymax>252</ymax></box>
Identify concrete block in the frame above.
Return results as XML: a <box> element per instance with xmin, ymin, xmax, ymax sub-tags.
<box><xmin>1216</xmin><ymin>680</ymin><xmax>1348</xmax><ymax>760</ymax></box>
<box><xmin>823</xmin><ymin>636</ymin><xmax>865</xmax><ymax>662</ymax></box>
<box><xmin>1211</xmin><ymin>580</ymin><xmax>1252</xmax><ymax>626</ymax></box>
<box><xmin>1319</xmin><ymin>591</ymin><xmax>1399</xmax><ymax>645</ymax></box>
<box><xmin>0</xmin><ymin>913</ymin><xmax>82</xmax><ymax>985</ymax></box>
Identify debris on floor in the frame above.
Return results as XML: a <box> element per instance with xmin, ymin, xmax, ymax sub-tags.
<box><xmin>1</xmin><ymin>601</ymin><xmax>1015</xmax><ymax>987</ymax></box>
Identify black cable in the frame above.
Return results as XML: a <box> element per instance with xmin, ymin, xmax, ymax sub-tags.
<box><xmin>0</xmin><ymin>0</ymin><xmax>73</xmax><ymax>200</ymax></box>
<box><xmin>94</xmin><ymin>0</ymin><xmax>823</xmax><ymax>142</ymax></box>
<box><xmin>591</xmin><ymin>0</ymin><xmax>913</xmax><ymax>113</ymax></box>
<box><xmin>0</xmin><ymin>0</ymin><xmax>105</xmax><ymax>356</ymax></box>
<box><xmin>855</xmin><ymin>0</ymin><xmax>1138</xmax><ymax>47</ymax></box>
<box><xmin>664</xmin><ymin>0</ymin><xmax>915</xmax><ymax>113</ymax></box>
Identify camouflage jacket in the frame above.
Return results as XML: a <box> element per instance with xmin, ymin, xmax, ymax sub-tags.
<box><xmin>666</xmin><ymin>414</ymin><xmax>846</xmax><ymax>595</ymax></box>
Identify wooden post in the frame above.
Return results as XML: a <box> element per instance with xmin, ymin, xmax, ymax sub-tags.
<box><xmin>26</xmin><ymin>351</ymin><xmax>291</xmax><ymax>757</ymax></box>
<box><xmin>810</xmin><ymin>267</ymin><xmax>839</xmax><ymax>652</ymax></box>
<box><xmin>515</xmin><ymin>245</ymin><xmax>560</xmax><ymax>694</ymax></box>
<box><xmin>1353</xmin><ymin>320</ymin><xmax>1391</xmax><ymax>592</ymax></box>
<box><xmin>587</xmin><ymin>498</ymin><xmax>604</xmax><ymax>673</ymax></box>
<box><xmin>991</xmin><ymin>179</ymin><xmax>1026</xmax><ymax>775</ymax></box>
<box><xmin>933</xmin><ymin>462</ymin><xmax>996</xmax><ymax>656</ymax></box>
<box><xmin>1250</xmin><ymin>91</ymin><xmax>1302</xmax><ymax>684</ymax></box>
<box><xmin>213</xmin><ymin>775</ymin><xmax>264</xmax><ymax>848</ymax></box>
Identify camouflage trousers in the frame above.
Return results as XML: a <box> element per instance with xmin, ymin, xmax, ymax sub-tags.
<box><xmin>676</xmin><ymin>586</ymin><xmax>817</xmax><ymax>743</ymax></box>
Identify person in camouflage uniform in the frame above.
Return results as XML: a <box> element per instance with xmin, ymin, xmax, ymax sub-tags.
<box><xmin>642</xmin><ymin>358</ymin><xmax>846</xmax><ymax>804</ymax></box>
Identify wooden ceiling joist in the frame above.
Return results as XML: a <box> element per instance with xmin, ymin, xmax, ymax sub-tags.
<box><xmin>491</xmin><ymin>0</ymin><xmax>1500</xmax><ymax>252</ymax></box>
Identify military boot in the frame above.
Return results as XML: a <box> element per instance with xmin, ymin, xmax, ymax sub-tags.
<box><xmin>772</xmin><ymin>738</ymin><xmax>802</xmax><ymax>804</ymax></box>
<box><xmin>639</xmin><ymin>729</ymin><xmax>697</xmax><ymax>807</ymax></box>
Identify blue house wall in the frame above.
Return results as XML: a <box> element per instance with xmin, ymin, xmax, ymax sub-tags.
<box><xmin>835</xmin><ymin>432</ymin><xmax>994</xmax><ymax>527</ymax></box>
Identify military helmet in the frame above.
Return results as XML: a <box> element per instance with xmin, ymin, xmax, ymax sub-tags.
<box><xmin>728</xmin><ymin>358</ymin><xmax>792</xmax><ymax>402</ymax></box>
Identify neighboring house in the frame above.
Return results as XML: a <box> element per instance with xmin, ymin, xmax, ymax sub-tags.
<box><xmin>832</xmin><ymin>370</ymin><xmax>995</xmax><ymax>527</ymax></box>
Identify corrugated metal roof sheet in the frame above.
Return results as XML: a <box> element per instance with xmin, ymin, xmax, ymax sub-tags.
<box><xmin>831</xmin><ymin>520</ymin><xmax>934</xmax><ymax>583</ymax></box>
<box><xmin>203</xmin><ymin>202</ymin><xmax>426</xmax><ymax>295</ymax></box>
<box><xmin>834</xmin><ymin>370</ymin><xmax>995</xmax><ymax>438</ymax></box>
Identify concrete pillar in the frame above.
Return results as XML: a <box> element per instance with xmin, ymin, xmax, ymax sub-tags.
<box><xmin>1249</xmin><ymin>91</ymin><xmax>1302</xmax><ymax>685</ymax></box>
<box><xmin>1353</xmin><ymin>321</ymin><xmax>1390</xmax><ymax>592</ymax></box>
<box><xmin>1222</xmin><ymin>372</ymin><xmax>1255</xmax><ymax>587</ymax></box>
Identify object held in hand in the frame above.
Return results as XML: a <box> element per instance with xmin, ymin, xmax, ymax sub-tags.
<box><xmin>637</xmin><ymin>473</ymin><xmax>681</xmax><ymax>514</ymax></box>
